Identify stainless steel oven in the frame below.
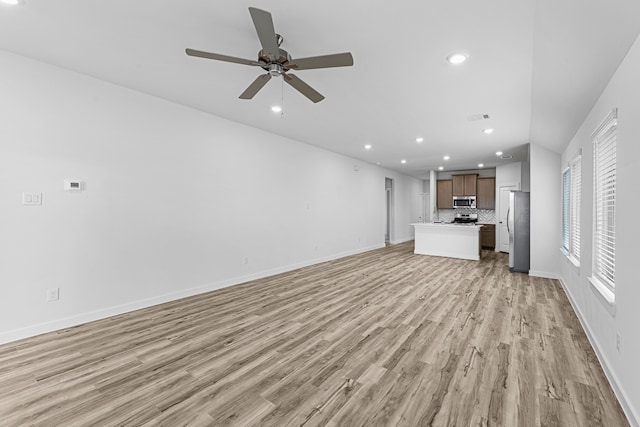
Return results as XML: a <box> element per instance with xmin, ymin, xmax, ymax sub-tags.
<box><xmin>453</xmin><ymin>196</ymin><xmax>476</xmax><ymax>209</ymax></box>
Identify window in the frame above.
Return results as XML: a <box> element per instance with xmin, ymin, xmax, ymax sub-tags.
<box><xmin>561</xmin><ymin>153</ymin><xmax>581</xmax><ymax>265</ymax></box>
<box><xmin>590</xmin><ymin>109</ymin><xmax>617</xmax><ymax>299</ymax></box>
<box><xmin>569</xmin><ymin>154</ymin><xmax>582</xmax><ymax>263</ymax></box>
<box><xmin>561</xmin><ymin>168</ymin><xmax>570</xmax><ymax>253</ymax></box>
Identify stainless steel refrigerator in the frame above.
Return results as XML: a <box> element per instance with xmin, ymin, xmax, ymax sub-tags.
<box><xmin>508</xmin><ymin>191</ymin><xmax>530</xmax><ymax>273</ymax></box>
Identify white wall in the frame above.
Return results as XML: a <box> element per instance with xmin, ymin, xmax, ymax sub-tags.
<box><xmin>0</xmin><ymin>51</ymin><xmax>422</xmax><ymax>343</ymax></box>
<box><xmin>521</xmin><ymin>145</ymin><xmax>531</xmax><ymax>192</ymax></box>
<box><xmin>558</xmin><ymin>33</ymin><xmax>640</xmax><ymax>426</ymax></box>
<box><xmin>495</xmin><ymin>162</ymin><xmax>521</xmax><ymax>189</ymax></box>
<box><xmin>417</xmin><ymin>179</ymin><xmax>430</xmax><ymax>224</ymax></box>
<box><xmin>529</xmin><ymin>143</ymin><xmax>560</xmax><ymax>278</ymax></box>
<box><xmin>389</xmin><ymin>174</ymin><xmax>423</xmax><ymax>243</ymax></box>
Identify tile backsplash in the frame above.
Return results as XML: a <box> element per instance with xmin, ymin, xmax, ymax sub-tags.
<box><xmin>436</xmin><ymin>209</ymin><xmax>496</xmax><ymax>224</ymax></box>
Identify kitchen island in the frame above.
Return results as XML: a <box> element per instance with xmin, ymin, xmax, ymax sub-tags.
<box><xmin>412</xmin><ymin>222</ymin><xmax>483</xmax><ymax>261</ymax></box>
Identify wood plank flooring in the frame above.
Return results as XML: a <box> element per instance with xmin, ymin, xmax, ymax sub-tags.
<box><xmin>0</xmin><ymin>242</ymin><xmax>630</xmax><ymax>426</ymax></box>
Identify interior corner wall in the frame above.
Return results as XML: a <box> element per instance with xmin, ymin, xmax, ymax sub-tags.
<box><xmin>529</xmin><ymin>143</ymin><xmax>560</xmax><ymax>278</ymax></box>
<box><xmin>391</xmin><ymin>175</ymin><xmax>423</xmax><ymax>243</ymax></box>
<box><xmin>420</xmin><ymin>179</ymin><xmax>431</xmax><ymax>224</ymax></box>
<box><xmin>495</xmin><ymin>162</ymin><xmax>521</xmax><ymax>189</ymax></box>
<box><xmin>558</xmin><ymin>33</ymin><xmax>640</xmax><ymax>426</ymax></box>
<box><xmin>0</xmin><ymin>51</ymin><xmax>422</xmax><ymax>344</ymax></box>
<box><xmin>521</xmin><ymin>145</ymin><xmax>531</xmax><ymax>192</ymax></box>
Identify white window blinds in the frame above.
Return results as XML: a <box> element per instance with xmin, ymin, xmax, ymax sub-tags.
<box><xmin>592</xmin><ymin>109</ymin><xmax>617</xmax><ymax>291</ymax></box>
<box><xmin>569</xmin><ymin>155</ymin><xmax>581</xmax><ymax>262</ymax></box>
<box><xmin>561</xmin><ymin>168</ymin><xmax>570</xmax><ymax>253</ymax></box>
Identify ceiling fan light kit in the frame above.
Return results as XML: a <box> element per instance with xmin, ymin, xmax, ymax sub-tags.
<box><xmin>186</xmin><ymin>7</ymin><xmax>353</xmax><ymax>103</ymax></box>
<box><xmin>268</xmin><ymin>63</ymin><xmax>283</xmax><ymax>77</ymax></box>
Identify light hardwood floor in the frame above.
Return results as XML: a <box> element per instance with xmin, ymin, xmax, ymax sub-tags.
<box><xmin>0</xmin><ymin>242</ymin><xmax>630</xmax><ymax>426</ymax></box>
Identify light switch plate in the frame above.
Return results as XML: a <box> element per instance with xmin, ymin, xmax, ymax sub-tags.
<box><xmin>22</xmin><ymin>192</ymin><xmax>42</xmax><ymax>205</ymax></box>
<box><xmin>46</xmin><ymin>288</ymin><xmax>59</xmax><ymax>302</ymax></box>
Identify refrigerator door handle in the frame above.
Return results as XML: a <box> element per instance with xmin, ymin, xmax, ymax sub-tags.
<box><xmin>506</xmin><ymin>208</ymin><xmax>510</xmax><ymax>234</ymax></box>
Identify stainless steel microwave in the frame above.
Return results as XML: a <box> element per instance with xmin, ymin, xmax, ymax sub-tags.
<box><xmin>453</xmin><ymin>196</ymin><xmax>476</xmax><ymax>209</ymax></box>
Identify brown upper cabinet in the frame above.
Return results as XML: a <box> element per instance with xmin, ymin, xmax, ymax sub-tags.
<box><xmin>436</xmin><ymin>179</ymin><xmax>453</xmax><ymax>209</ymax></box>
<box><xmin>476</xmin><ymin>177</ymin><xmax>496</xmax><ymax>209</ymax></box>
<box><xmin>452</xmin><ymin>174</ymin><xmax>477</xmax><ymax>196</ymax></box>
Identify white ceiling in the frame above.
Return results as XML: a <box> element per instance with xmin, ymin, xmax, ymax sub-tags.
<box><xmin>1</xmin><ymin>0</ymin><xmax>639</xmax><ymax>179</ymax></box>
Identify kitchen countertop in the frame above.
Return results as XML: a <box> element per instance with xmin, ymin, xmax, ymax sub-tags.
<box><xmin>412</xmin><ymin>222</ymin><xmax>483</xmax><ymax>228</ymax></box>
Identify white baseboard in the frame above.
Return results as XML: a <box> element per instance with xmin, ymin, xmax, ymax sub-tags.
<box><xmin>558</xmin><ymin>276</ymin><xmax>639</xmax><ymax>427</ymax></box>
<box><xmin>528</xmin><ymin>270</ymin><xmax>559</xmax><ymax>279</ymax></box>
<box><xmin>0</xmin><ymin>243</ymin><xmax>385</xmax><ymax>345</ymax></box>
<box><xmin>390</xmin><ymin>236</ymin><xmax>414</xmax><ymax>244</ymax></box>
<box><xmin>414</xmin><ymin>249</ymin><xmax>479</xmax><ymax>261</ymax></box>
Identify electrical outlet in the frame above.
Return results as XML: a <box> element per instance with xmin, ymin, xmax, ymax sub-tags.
<box><xmin>46</xmin><ymin>288</ymin><xmax>59</xmax><ymax>302</ymax></box>
<box><xmin>616</xmin><ymin>333</ymin><xmax>621</xmax><ymax>352</ymax></box>
<box><xmin>243</xmin><ymin>256</ymin><xmax>249</xmax><ymax>265</ymax></box>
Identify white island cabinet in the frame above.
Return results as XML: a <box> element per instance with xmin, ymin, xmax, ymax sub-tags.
<box><xmin>412</xmin><ymin>223</ymin><xmax>483</xmax><ymax>261</ymax></box>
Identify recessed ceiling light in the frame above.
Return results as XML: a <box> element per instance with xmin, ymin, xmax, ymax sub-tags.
<box><xmin>443</xmin><ymin>155</ymin><xmax>450</xmax><ymax>161</ymax></box>
<box><xmin>438</xmin><ymin>166</ymin><xmax>444</xmax><ymax>171</ymax></box>
<box><xmin>401</xmin><ymin>159</ymin><xmax>407</xmax><ymax>164</ymax></box>
<box><xmin>483</xmin><ymin>128</ymin><xmax>494</xmax><ymax>134</ymax></box>
<box><xmin>478</xmin><ymin>163</ymin><xmax>484</xmax><ymax>168</ymax></box>
<box><xmin>271</xmin><ymin>105</ymin><xmax>282</xmax><ymax>113</ymax></box>
<box><xmin>416</xmin><ymin>137</ymin><xmax>424</xmax><ymax>143</ymax></box>
<box><xmin>496</xmin><ymin>151</ymin><xmax>503</xmax><ymax>156</ymax></box>
<box><xmin>447</xmin><ymin>52</ymin><xmax>468</xmax><ymax>65</ymax></box>
<box><xmin>1</xmin><ymin>0</ymin><xmax>24</xmax><ymax>4</ymax></box>
<box><xmin>364</xmin><ymin>144</ymin><xmax>372</xmax><ymax>150</ymax></box>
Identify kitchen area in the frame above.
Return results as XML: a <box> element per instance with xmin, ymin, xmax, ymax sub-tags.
<box><xmin>413</xmin><ymin>165</ymin><xmax>529</xmax><ymax>270</ymax></box>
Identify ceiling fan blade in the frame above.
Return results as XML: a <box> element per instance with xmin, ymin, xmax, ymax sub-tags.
<box><xmin>239</xmin><ymin>74</ymin><xmax>272</xmax><ymax>100</ymax></box>
<box><xmin>186</xmin><ymin>48</ymin><xmax>264</xmax><ymax>67</ymax></box>
<box><xmin>248</xmin><ymin>7</ymin><xmax>280</xmax><ymax>59</ymax></box>
<box><xmin>286</xmin><ymin>52</ymin><xmax>354</xmax><ymax>70</ymax></box>
<box><xmin>282</xmin><ymin>73</ymin><xmax>324</xmax><ymax>103</ymax></box>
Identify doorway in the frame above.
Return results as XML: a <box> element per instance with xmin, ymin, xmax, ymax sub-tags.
<box><xmin>498</xmin><ymin>184</ymin><xmax>518</xmax><ymax>252</ymax></box>
<box><xmin>385</xmin><ymin>178</ymin><xmax>393</xmax><ymax>244</ymax></box>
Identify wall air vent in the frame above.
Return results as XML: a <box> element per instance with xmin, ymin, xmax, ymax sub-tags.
<box><xmin>501</xmin><ymin>154</ymin><xmax>513</xmax><ymax>160</ymax></box>
<box><xmin>467</xmin><ymin>114</ymin><xmax>490</xmax><ymax>122</ymax></box>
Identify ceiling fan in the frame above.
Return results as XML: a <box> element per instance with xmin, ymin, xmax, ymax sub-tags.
<box><xmin>186</xmin><ymin>7</ymin><xmax>353</xmax><ymax>103</ymax></box>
